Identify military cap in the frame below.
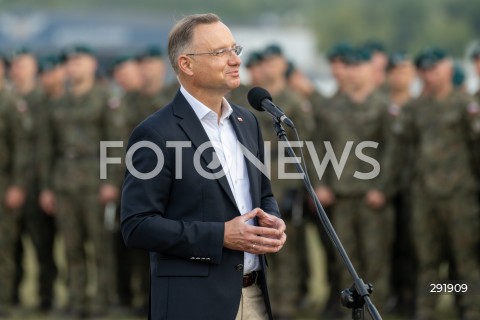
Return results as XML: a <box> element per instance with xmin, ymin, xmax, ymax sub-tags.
<box><xmin>37</xmin><ymin>55</ymin><xmax>63</xmax><ymax>74</ymax></box>
<box><xmin>111</xmin><ymin>55</ymin><xmax>136</xmax><ymax>70</ymax></box>
<box><xmin>362</xmin><ymin>39</ymin><xmax>386</xmax><ymax>54</ymax></box>
<box><xmin>245</xmin><ymin>51</ymin><xmax>264</xmax><ymax>68</ymax></box>
<box><xmin>8</xmin><ymin>47</ymin><xmax>34</xmax><ymax>62</ymax></box>
<box><xmin>137</xmin><ymin>45</ymin><xmax>163</xmax><ymax>60</ymax></box>
<box><xmin>326</xmin><ymin>41</ymin><xmax>353</xmax><ymax>62</ymax></box>
<box><xmin>343</xmin><ymin>47</ymin><xmax>372</xmax><ymax>65</ymax></box>
<box><xmin>414</xmin><ymin>47</ymin><xmax>448</xmax><ymax>70</ymax></box>
<box><xmin>62</xmin><ymin>44</ymin><xmax>95</xmax><ymax>59</ymax></box>
<box><xmin>386</xmin><ymin>51</ymin><xmax>411</xmax><ymax>71</ymax></box>
<box><xmin>262</xmin><ymin>44</ymin><xmax>283</xmax><ymax>58</ymax></box>
<box><xmin>471</xmin><ymin>44</ymin><xmax>480</xmax><ymax>60</ymax></box>
<box><xmin>452</xmin><ymin>62</ymin><xmax>465</xmax><ymax>87</ymax></box>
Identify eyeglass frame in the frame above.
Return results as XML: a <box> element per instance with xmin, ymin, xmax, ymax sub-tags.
<box><xmin>185</xmin><ymin>45</ymin><xmax>243</xmax><ymax>58</ymax></box>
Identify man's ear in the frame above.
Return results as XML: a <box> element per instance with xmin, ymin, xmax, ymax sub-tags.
<box><xmin>178</xmin><ymin>55</ymin><xmax>194</xmax><ymax>76</ymax></box>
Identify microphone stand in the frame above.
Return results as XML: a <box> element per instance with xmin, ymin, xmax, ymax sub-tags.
<box><xmin>272</xmin><ymin>118</ymin><xmax>382</xmax><ymax>320</ymax></box>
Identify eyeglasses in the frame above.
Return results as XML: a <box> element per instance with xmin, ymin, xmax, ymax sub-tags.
<box><xmin>186</xmin><ymin>45</ymin><xmax>243</xmax><ymax>58</ymax></box>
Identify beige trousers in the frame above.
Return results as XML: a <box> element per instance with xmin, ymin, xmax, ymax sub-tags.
<box><xmin>235</xmin><ymin>284</ymin><xmax>268</xmax><ymax>320</ymax></box>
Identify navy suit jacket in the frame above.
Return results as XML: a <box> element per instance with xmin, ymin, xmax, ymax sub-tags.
<box><xmin>121</xmin><ymin>90</ymin><xmax>279</xmax><ymax>320</ymax></box>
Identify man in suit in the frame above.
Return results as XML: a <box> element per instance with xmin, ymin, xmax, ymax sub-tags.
<box><xmin>121</xmin><ymin>13</ymin><xmax>287</xmax><ymax>320</ymax></box>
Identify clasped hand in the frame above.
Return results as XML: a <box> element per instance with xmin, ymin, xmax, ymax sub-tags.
<box><xmin>224</xmin><ymin>208</ymin><xmax>287</xmax><ymax>254</ymax></box>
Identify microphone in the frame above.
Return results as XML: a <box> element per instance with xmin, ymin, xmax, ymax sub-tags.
<box><xmin>247</xmin><ymin>87</ymin><xmax>295</xmax><ymax>128</ymax></box>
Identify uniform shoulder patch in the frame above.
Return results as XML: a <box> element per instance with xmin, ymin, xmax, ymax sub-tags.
<box><xmin>388</xmin><ymin>103</ymin><xmax>401</xmax><ymax>117</ymax></box>
<box><xmin>16</xmin><ymin>99</ymin><xmax>28</xmax><ymax>113</ymax></box>
<box><xmin>467</xmin><ymin>101</ymin><xmax>480</xmax><ymax>115</ymax></box>
<box><xmin>108</xmin><ymin>97</ymin><xmax>121</xmax><ymax>110</ymax></box>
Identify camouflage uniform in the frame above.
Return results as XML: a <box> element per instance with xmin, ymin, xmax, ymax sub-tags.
<box><xmin>386</xmin><ymin>100</ymin><xmax>417</xmax><ymax>317</ymax></box>
<box><xmin>43</xmin><ymin>84</ymin><xmax>121</xmax><ymax>316</ymax></box>
<box><xmin>11</xmin><ymin>88</ymin><xmax>58</xmax><ymax>309</ymax></box>
<box><xmin>396</xmin><ymin>90</ymin><xmax>480</xmax><ymax>320</ymax></box>
<box><xmin>0</xmin><ymin>90</ymin><xmax>25</xmax><ymax>316</ymax></box>
<box><xmin>136</xmin><ymin>89</ymin><xmax>171</xmax><ymax>119</ymax></box>
<box><xmin>109</xmin><ymin>89</ymin><xmax>153</xmax><ymax>312</ymax></box>
<box><xmin>313</xmin><ymin>90</ymin><xmax>395</xmax><ymax>313</ymax></box>
<box><xmin>310</xmin><ymin>91</ymin><xmax>345</xmax><ymax>317</ymax></box>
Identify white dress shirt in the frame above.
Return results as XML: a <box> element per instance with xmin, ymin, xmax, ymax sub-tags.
<box><xmin>180</xmin><ymin>86</ymin><xmax>260</xmax><ymax>274</ymax></box>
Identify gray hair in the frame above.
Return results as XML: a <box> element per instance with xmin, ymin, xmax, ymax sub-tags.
<box><xmin>168</xmin><ymin>13</ymin><xmax>221</xmax><ymax>74</ymax></box>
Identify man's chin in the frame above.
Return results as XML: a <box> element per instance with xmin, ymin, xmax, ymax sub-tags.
<box><xmin>228</xmin><ymin>79</ymin><xmax>241</xmax><ymax>89</ymax></box>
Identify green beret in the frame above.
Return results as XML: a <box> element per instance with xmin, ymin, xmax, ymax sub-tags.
<box><xmin>8</xmin><ymin>47</ymin><xmax>33</xmax><ymax>62</ymax></box>
<box><xmin>414</xmin><ymin>47</ymin><xmax>448</xmax><ymax>70</ymax></box>
<box><xmin>111</xmin><ymin>55</ymin><xmax>136</xmax><ymax>70</ymax></box>
<box><xmin>263</xmin><ymin>44</ymin><xmax>283</xmax><ymax>58</ymax></box>
<box><xmin>362</xmin><ymin>40</ymin><xmax>386</xmax><ymax>54</ymax></box>
<box><xmin>386</xmin><ymin>51</ymin><xmax>411</xmax><ymax>71</ymax></box>
<box><xmin>137</xmin><ymin>45</ymin><xmax>163</xmax><ymax>60</ymax></box>
<box><xmin>245</xmin><ymin>51</ymin><xmax>264</xmax><ymax>68</ymax></box>
<box><xmin>343</xmin><ymin>47</ymin><xmax>372</xmax><ymax>65</ymax></box>
<box><xmin>326</xmin><ymin>41</ymin><xmax>353</xmax><ymax>62</ymax></box>
<box><xmin>63</xmin><ymin>44</ymin><xmax>95</xmax><ymax>59</ymax></box>
<box><xmin>37</xmin><ymin>55</ymin><xmax>62</xmax><ymax>74</ymax></box>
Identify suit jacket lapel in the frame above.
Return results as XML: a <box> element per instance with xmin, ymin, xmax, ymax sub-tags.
<box><xmin>172</xmin><ymin>91</ymin><xmax>238</xmax><ymax>210</ymax></box>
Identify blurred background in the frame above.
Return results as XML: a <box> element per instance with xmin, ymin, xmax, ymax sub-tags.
<box><xmin>1</xmin><ymin>0</ymin><xmax>479</xmax><ymax>93</ymax></box>
<box><xmin>2</xmin><ymin>1</ymin><xmax>480</xmax><ymax>319</ymax></box>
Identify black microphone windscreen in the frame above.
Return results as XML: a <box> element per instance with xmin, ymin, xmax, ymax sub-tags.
<box><xmin>247</xmin><ymin>87</ymin><xmax>272</xmax><ymax>112</ymax></box>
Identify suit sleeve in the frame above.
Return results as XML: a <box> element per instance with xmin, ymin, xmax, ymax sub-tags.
<box><xmin>120</xmin><ymin>123</ymin><xmax>225</xmax><ymax>264</ymax></box>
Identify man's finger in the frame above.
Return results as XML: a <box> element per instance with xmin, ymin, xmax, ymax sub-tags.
<box><xmin>241</xmin><ymin>209</ymin><xmax>259</xmax><ymax>222</ymax></box>
<box><xmin>248</xmin><ymin>225</ymin><xmax>281</xmax><ymax>238</ymax></box>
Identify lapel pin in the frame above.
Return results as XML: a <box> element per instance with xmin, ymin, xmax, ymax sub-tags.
<box><xmin>237</xmin><ymin>117</ymin><xmax>243</xmax><ymax>122</ymax></box>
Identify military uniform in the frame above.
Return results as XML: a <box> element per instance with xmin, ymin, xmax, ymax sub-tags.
<box><xmin>108</xmin><ymin>87</ymin><xmax>154</xmax><ymax>312</ymax></box>
<box><xmin>310</xmin><ymin>91</ymin><xmax>347</xmax><ymax>318</ymax></box>
<box><xmin>134</xmin><ymin>90</ymin><xmax>170</xmax><ymax>121</ymax></box>
<box><xmin>396</xmin><ymin>90</ymin><xmax>480</xmax><ymax>320</ymax></box>
<box><xmin>43</xmin><ymin>83</ymin><xmax>121</xmax><ymax>316</ymax></box>
<box><xmin>10</xmin><ymin>87</ymin><xmax>58</xmax><ymax>310</ymax></box>
<box><xmin>313</xmin><ymin>89</ymin><xmax>396</xmax><ymax>313</ymax></box>
<box><xmin>0</xmin><ymin>89</ymin><xmax>25</xmax><ymax>316</ymax></box>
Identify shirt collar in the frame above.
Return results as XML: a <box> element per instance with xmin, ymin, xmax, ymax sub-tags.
<box><xmin>180</xmin><ymin>85</ymin><xmax>233</xmax><ymax>123</ymax></box>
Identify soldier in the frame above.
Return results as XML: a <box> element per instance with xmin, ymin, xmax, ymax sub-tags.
<box><xmin>38</xmin><ymin>54</ymin><xmax>66</xmax><ymax>100</ymax></box>
<box><xmin>312</xmin><ymin>43</ymin><xmax>354</xmax><ymax>319</ymax></box>
<box><xmin>396</xmin><ymin>47</ymin><xmax>480</xmax><ymax>320</ymax></box>
<box><xmin>136</xmin><ymin>45</ymin><xmax>174</xmax><ymax>112</ymax></box>
<box><xmin>0</xmin><ymin>56</ymin><xmax>28</xmax><ymax>318</ymax></box>
<box><xmin>256</xmin><ymin>43</ymin><xmax>315</xmax><ymax>319</ymax></box>
<box><xmin>313</xmin><ymin>47</ymin><xmax>395</xmax><ymax>315</ymax></box>
<box><xmin>286</xmin><ymin>60</ymin><xmax>325</xmax><ymax>107</ymax></box>
<box><xmin>384</xmin><ymin>52</ymin><xmax>417</xmax><ymax>317</ymax></box>
<box><xmin>8</xmin><ymin>48</ymin><xmax>58</xmax><ymax>312</ymax></box>
<box><xmin>39</xmin><ymin>45</ymin><xmax>121</xmax><ymax>318</ymax></box>
<box><xmin>326</xmin><ymin>41</ymin><xmax>353</xmax><ymax>97</ymax></box>
<box><xmin>362</xmin><ymin>40</ymin><xmax>388</xmax><ymax>91</ymax></box>
<box><xmin>110</xmin><ymin>55</ymin><xmax>150</xmax><ymax>315</ymax></box>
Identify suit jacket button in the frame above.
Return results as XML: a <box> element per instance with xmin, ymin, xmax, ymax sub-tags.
<box><xmin>235</xmin><ymin>264</ymin><xmax>244</xmax><ymax>272</ymax></box>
